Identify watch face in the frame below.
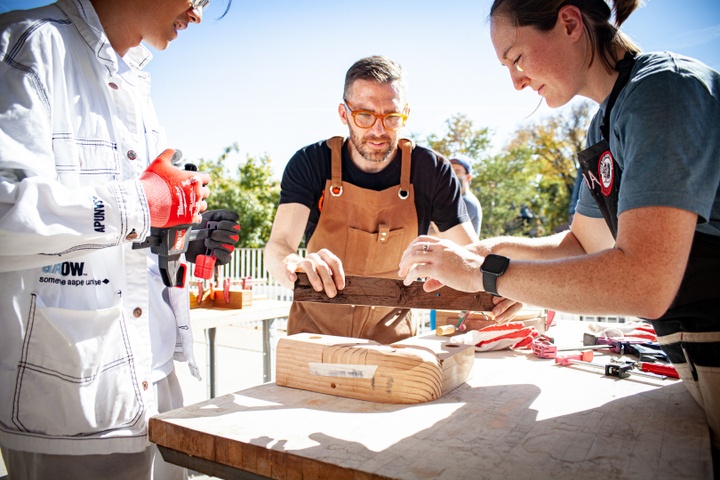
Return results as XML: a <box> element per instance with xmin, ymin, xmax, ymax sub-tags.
<box><xmin>483</xmin><ymin>254</ymin><xmax>509</xmax><ymax>274</ymax></box>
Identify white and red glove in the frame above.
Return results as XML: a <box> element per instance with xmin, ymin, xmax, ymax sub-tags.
<box><xmin>451</xmin><ymin>322</ymin><xmax>540</xmax><ymax>352</ymax></box>
<box><xmin>139</xmin><ymin>149</ymin><xmax>211</xmax><ymax>228</ymax></box>
<box><xmin>586</xmin><ymin>322</ymin><xmax>657</xmax><ymax>342</ymax></box>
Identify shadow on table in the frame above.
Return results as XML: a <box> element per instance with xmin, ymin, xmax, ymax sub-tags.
<box><xmin>154</xmin><ymin>376</ymin><xmax>711</xmax><ymax>480</ymax></box>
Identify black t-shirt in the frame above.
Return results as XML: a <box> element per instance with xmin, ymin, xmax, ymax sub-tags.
<box><xmin>279</xmin><ymin>139</ymin><xmax>469</xmax><ymax>244</ymax></box>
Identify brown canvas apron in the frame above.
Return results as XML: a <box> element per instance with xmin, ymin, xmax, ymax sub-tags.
<box><xmin>287</xmin><ymin>136</ymin><xmax>419</xmax><ymax>344</ymax></box>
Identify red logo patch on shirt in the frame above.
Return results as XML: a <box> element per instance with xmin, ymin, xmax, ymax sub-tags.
<box><xmin>598</xmin><ymin>151</ymin><xmax>614</xmax><ymax>196</ymax></box>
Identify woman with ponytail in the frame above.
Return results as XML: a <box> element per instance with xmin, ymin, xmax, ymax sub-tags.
<box><xmin>399</xmin><ymin>1</ymin><xmax>720</xmax><ymax>473</ymax></box>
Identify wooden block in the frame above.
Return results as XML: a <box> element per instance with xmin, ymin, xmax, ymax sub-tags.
<box><xmin>436</xmin><ymin>324</ymin><xmax>456</xmax><ymax>336</ymax></box>
<box><xmin>189</xmin><ymin>289</ymin><xmax>252</xmax><ymax>309</ymax></box>
<box><xmin>276</xmin><ymin>333</ymin><xmax>474</xmax><ymax>404</ymax></box>
<box><xmin>213</xmin><ymin>289</ymin><xmax>252</xmax><ymax>309</ymax></box>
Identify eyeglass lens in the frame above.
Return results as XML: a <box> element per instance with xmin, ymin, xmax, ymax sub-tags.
<box><xmin>353</xmin><ymin>112</ymin><xmax>404</xmax><ymax>130</ymax></box>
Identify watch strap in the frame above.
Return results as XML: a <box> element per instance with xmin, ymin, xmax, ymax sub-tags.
<box><xmin>482</xmin><ymin>270</ymin><xmax>500</xmax><ymax>296</ymax></box>
<box><xmin>481</xmin><ymin>254</ymin><xmax>509</xmax><ymax>297</ymax></box>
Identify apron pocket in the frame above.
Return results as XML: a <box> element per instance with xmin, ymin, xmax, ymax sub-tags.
<box><xmin>345</xmin><ymin>226</ymin><xmax>407</xmax><ymax>277</ymax></box>
<box><xmin>12</xmin><ymin>295</ymin><xmax>143</xmax><ymax>436</ymax></box>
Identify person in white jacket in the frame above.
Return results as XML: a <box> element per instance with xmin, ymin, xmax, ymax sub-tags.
<box><xmin>0</xmin><ymin>1</ymin><xmax>236</xmax><ymax>479</ymax></box>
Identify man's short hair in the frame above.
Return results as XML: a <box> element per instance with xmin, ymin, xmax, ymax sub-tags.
<box><xmin>343</xmin><ymin>55</ymin><xmax>407</xmax><ymax>101</ymax></box>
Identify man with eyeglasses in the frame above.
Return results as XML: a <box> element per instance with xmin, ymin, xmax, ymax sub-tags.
<box><xmin>0</xmin><ymin>1</ymin><xmax>233</xmax><ymax>479</ymax></box>
<box><xmin>266</xmin><ymin>56</ymin><xmax>518</xmax><ymax>344</ymax></box>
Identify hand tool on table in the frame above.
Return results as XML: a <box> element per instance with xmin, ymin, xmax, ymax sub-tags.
<box><xmin>583</xmin><ymin>333</ymin><xmax>669</xmax><ymax>362</ymax></box>
<box><xmin>556</xmin><ymin>357</ymin><xmax>669</xmax><ymax>380</ymax></box>
<box><xmin>554</xmin><ymin>351</ymin><xmax>594</xmax><ymax>364</ymax></box>
<box><xmin>293</xmin><ymin>273</ymin><xmax>496</xmax><ymax>311</ymax></box>
<box><xmin>611</xmin><ymin>341</ymin><xmax>669</xmax><ymax>362</ymax></box>
<box><xmin>610</xmin><ymin>358</ymin><xmax>680</xmax><ymax>379</ymax></box>
<box><xmin>532</xmin><ymin>336</ymin><xmax>609</xmax><ymax>359</ymax></box>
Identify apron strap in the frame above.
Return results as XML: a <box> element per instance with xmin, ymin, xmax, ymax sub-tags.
<box><xmin>601</xmin><ymin>52</ymin><xmax>636</xmax><ymax>141</ymax></box>
<box><xmin>398</xmin><ymin>138</ymin><xmax>413</xmax><ymax>200</ymax></box>
<box><xmin>326</xmin><ymin>136</ymin><xmax>344</xmax><ymax>196</ymax></box>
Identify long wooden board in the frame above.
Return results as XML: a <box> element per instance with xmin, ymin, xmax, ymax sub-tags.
<box><xmin>293</xmin><ymin>273</ymin><xmax>495</xmax><ymax>311</ymax></box>
<box><xmin>275</xmin><ymin>333</ymin><xmax>474</xmax><ymax>404</ymax></box>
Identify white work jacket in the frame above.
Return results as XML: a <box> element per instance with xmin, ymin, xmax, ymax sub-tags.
<box><xmin>0</xmin><ymin>0</ymin><xmax>199</xmax><ymax>455</ymax></box>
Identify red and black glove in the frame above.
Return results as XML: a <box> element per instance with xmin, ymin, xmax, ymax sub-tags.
<box><xmin>139</xmin><ymin>149</ymin><xmax>210</xmax><ymax>228</ymax></box>
<box><xmin>186</xmin><ymin>209</ymin><xmax>240</xmax><ymax>266</ymax></box>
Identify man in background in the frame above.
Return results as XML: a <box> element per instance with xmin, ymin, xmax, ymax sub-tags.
<box><xmin>450</xmin><ymin>155</ymin><xmax>482</xmax><ymax>235</ymax></box>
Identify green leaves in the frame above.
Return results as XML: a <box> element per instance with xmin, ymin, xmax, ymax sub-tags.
<box><xmin>195</xmin><ymin>144</ymin><xmax>280</xmax><ymax>248</ymax></box>
<box><xmin>418</xmin><ymin>103</ymin><xmax>592</xmax><ymax>237</ymax></box>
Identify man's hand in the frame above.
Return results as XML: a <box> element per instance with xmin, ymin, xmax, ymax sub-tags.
<box><xmin>286</xmin><ymin>248</ymin><xmax>345</xmax><ymax>298</ymax></box>
<box><xmin>139</xmin><ymin>149</ymin><xmax>211</xmax><ymax>228</ymax></box>
<box><xmin>398</xmin><ymin>236</ymin><xmax>524</xmax><ymax>323</ymax></box>
<box><xmin>186</xmin><ymin>209</ymin><xmax>241</xmax><ymax>265</ymax></box>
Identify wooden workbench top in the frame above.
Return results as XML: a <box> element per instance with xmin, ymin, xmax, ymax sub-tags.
<box><xmin>150</xmin><ymin>321</ymin><xmax>712</xmax><ymax>479</ymax></box>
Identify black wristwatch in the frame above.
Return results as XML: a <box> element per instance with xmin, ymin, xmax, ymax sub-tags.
<box><xmin>481</xmin><ymin>254</ymin><xmax>510</xmax><ymax>296</ymax></box>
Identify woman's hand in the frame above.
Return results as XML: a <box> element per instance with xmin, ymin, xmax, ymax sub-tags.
<box><xmin>399</xmin><ymin>236</ymin><xmax>485</xmax><ymax>292</ymax></box>
<box><xmin>398</xmin><ymin>236</ymin><xmax>524</xmax><ymax>322</ymax></box>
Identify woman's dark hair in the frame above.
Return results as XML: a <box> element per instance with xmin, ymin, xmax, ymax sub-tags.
<box><xmin>489</xmin><ymin>0</ymin><xmax>642</xmax><ymax>73</ymax></box>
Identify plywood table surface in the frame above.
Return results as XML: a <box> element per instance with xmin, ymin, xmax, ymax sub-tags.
<box><xmin>151</xmin><ymin>322</ymin><xmax>712</xmax><ymax>480</ymax></box>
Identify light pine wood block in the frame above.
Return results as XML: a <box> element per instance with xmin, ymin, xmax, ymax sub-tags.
<box><xmin>275</xmin><ymin>333</ymin><xmax>474</xmax><ymax>404</ymax></box>
<box><xmin>190</xmin><ymin>289</ymin><xmax>252</xmax><ymax>309</ymax></box>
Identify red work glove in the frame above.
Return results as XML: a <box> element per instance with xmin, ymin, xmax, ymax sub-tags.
<box><xmin>186</xmin><ymin>209</ymin><xmax>241</xmax><ymax>266</ymax></box>
<box><xmin>139</xmin><ymin>149</ymin><xmax>210</xmax><ymax>228</ymax></box>
<box><xmin>451</xmin><ymin>322</ymin><xmax>539</xmax><ymax>352</ymax></box>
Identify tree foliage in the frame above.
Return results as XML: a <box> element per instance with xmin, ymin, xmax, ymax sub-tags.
<box><xmin>505</xmin><ymin>101</ymin><xmax>591</xmax><ymax>231</ymax></box>
<box><xmin>419</xmin><ymin>102</ymin><xmax>592</xmax><ymax>237</ymax></box>
<box><xmin>423</xmin><ymin>113</ymin><xmax>493</xmax><ymax>159</ymax></box>
<box><xmin>196</xmin><ymin>144</ymin><xmax>280</xmax><ymax>248</ymax></box>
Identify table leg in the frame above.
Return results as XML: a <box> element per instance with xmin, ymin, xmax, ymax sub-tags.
<box><xmin>262</xmin><ymin>318</ymin><xmax>272</xmax><ymax>383</ymax></box>
<box><xmin>158</xmin><ymin>445</ymin><xmax>270</xmax><ymax>480</ymax></box>
<box><xmin>205</xmin><ymin>327</ymin><xmax>217</xmax><ymax>398</ymax></box>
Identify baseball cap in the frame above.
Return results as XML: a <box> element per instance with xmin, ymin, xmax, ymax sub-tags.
<box><xmin>449</xmin><ymin>155</ymin><xmax>473</xmax><ymax>175</ymax></box>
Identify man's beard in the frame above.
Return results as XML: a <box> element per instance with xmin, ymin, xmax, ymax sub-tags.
<box><xmin>349</xmin><ymin>130</ymin><xmax>397</xmax><ymax>164</ymax></box>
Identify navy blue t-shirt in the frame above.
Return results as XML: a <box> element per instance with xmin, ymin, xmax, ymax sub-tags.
<box><xmin>279</xmin><ymin>139</ymin><xmax>469</xmax><ymax>244</ymax></box>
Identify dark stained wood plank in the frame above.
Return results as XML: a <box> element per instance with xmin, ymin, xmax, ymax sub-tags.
<box><xmin>293</xmin><ymin>273</ymin><xmax>495</xmax><ymax>311</ymax></box>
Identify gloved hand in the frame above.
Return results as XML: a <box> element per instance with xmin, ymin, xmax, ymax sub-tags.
<box><xmin>186</xmin><ymin>209</ymin><xmax>241</xmax><ymax>266</ymax></box>
<box><xmin>139</xmin><ymin>149</ymin><xmax>210</xmax><ymax>228</ymax></box>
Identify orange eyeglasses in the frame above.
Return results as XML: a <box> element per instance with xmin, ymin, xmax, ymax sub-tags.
<box><xmin>343</xmin><ymin>101</ymin><xmax>408</xmax><ymax>131</ymax></box>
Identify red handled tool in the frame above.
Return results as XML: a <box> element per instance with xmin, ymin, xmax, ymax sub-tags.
<box><xmin>557</xmin><ymin>358</ymin><xmax>670</xmax><ymax>380</ymax></box>
<box><xmin>622</xmin><ymin>360</ymin><xmax>679</xmax><ymax>379</ymax></box>
<box><xmin>193</xmin><ymin>221</ymin><xmax>219</xmax><ymax>280</ymax></box>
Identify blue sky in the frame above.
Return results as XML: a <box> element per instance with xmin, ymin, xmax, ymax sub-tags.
<box><xmin>3</xmin><ymin>0</ymin><xmax>720</xmax><ymax>178</ymax></box>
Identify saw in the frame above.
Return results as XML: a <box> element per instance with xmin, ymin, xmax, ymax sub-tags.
<box><xmin>293</xmin><ymin>273</ymin><xmax>495</xmax><ymax>311</ymax></box>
